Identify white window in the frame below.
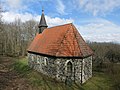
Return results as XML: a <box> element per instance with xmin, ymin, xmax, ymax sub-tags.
<box><xmin>44</xmin><ymin>57</ymin><xmax>48</xmax><ymax>66</ymax></box>
<box><xmin>37</xmin><ymin>56</ymin><xmax>40</xmax><ymax>64</ymax></box>
<box><xmin>31</xmin><ymin>55</ymin><xmax>34</xmax><ymax>61</ymax></box>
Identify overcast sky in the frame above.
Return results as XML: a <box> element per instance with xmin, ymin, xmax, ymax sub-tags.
<box><xmin>1</xmin><ymin>0</ymin><xmax>120</xmax><ymax>43</ymax></box>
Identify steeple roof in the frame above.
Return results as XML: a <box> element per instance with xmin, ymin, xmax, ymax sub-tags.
<box><xmin>38</xmin><ymin>9</ymin><xmax>48</xmax><ymax>27</ymax></box>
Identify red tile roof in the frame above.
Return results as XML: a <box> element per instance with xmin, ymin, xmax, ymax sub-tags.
<box><xmin>27</xmin><ymin>23</ymin><xmax>93</xmax><ymax>57</ymax></box>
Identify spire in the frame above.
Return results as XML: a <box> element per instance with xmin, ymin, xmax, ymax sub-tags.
<box><xmin>38</xmin><ymin>9</ymin><xmax>48</xmax><ymax>33</ymax></box>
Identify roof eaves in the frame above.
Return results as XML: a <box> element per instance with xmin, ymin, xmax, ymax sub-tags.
<box><xmin>27</xmin><ymin>51</ymin><xmax>92</xmax><ymax>59</ymax></box>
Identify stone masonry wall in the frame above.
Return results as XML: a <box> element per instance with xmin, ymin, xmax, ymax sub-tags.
<box><xmin>28</xmin><ymin>53</ymin><xmax>57</xmax><ymax>78</ymax></box>
<box><xmin>28</xmin><ymin>53</ymin><xmax>92</xmax><ymax>84</ymax></box>
<box><xmin>55</xmin><ymin>58</ymin><xmax>83</xmax><ymax>83</ymax></box>
<box><xmin>82</xmin><ymin>56</ymin><xmax>92</xmax><ymax>83</ymax></box>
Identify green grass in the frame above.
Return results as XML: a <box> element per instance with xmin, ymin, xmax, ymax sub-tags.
<box><xmin>13</xmin><ymin>57</ymin><xmax>113</xmax><ymax>90</ymax></box>
<box><xmin>83</xmin><ymin>72</ymin><xmax>112</xmax><ymax>90</ymax></box>
<box><xmin>14</xmin><ymin>57</ymin><xmax>31</xmax><ymax>75</ymax></box>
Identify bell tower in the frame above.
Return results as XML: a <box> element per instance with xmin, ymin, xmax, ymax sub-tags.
<box><xmin>38</xmin><ymin>9</ymin><xmax>48</xmax><ymax>33</ymax></box>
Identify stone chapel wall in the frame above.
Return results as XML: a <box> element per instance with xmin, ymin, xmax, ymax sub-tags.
<box><xmin>28</xmin><ymin>53</ymin><xmax>57</xmax><ymax>78</ymax></box>
<box><xmin>28</xmin><ymin>53</ymin><xmax>92</xmax><ymax>84</ymax></box>
<box><xmin>82</xmin><ymin>56</ymin><xmax>92</xmax><ymax>83</ymax></box>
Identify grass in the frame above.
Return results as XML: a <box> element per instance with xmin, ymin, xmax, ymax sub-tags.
<box><xmin>13</xmin><ymin>57</ymin><xmax>113</xmax><ymax>90</ymax></box>
<box><xmin>83</xmin><ymin>72</ymin><xmax>112</xmax><ymax>90</ymax></box>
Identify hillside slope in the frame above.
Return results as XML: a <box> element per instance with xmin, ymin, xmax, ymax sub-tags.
<box><xmin>0</xmin><ymin>56</ymin><xmax>115</xmax><ymax>90</ymax></box>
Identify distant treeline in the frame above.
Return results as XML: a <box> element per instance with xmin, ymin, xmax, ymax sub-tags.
<box><xmin>88</xmin><ymin>42</ymin><xmax>120</xmax><ymax>64</ymax></box>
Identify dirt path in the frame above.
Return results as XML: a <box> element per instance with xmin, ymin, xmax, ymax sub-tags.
<box><xmin>0</xmin><ymin>56</ymin><xmax>33</xmax><ymax>90</ymax></box>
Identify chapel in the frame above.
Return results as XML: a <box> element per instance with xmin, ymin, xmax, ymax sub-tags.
<box><xmin>27</xmin><ymin>9</ymin><xmax>93</xmax><ymax>84</ymax></box>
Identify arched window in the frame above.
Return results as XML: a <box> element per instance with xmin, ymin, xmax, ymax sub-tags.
<box><xmin>44</xmin><ymin>57</ymin><xmax>48</xmax><ymax>66</ymax></box>
<box><xmin>67</xmin><ymin>61</ymin><xmax>72</xmax><ymax>76</ymax></box>
<box><xmin>37</xmin><ymin>56</ymin><xmax>40</xmax><ymax>64</ymax></box>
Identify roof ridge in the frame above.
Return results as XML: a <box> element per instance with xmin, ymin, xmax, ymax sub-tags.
<box><xmin>72</xmin><ymin>24</ymin><xmax>83</xmax><ymax>57</ymax></box>
<box><xmin>55</xmin><ymin>24</ymin><xmax>72</xmax><ymax>56</ymax></box>
<box><xmin>72</xmin><ymin>25</ymin><xmax>93</xmax><ymax>57</ymax></box>
<box><xmin>46</xmin><ymin>23</ymin><xmax>72</xmax><ymax>29</ymax></box>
